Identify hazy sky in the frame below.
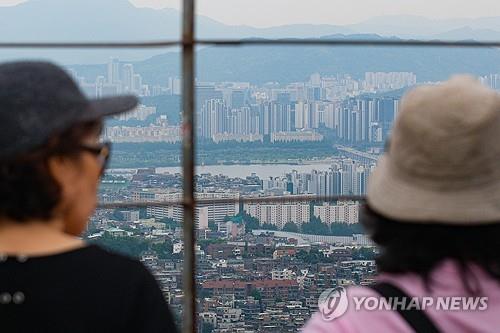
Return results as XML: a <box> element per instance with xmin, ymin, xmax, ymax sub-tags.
<box><xmin>135</xmin><ymin>0</ymin><xmax>500</xmax><ymax>26</ymax></box>
<box><xmin>2</xmin><ymin>0</ymin><xmax>500</xmax><ymax>27</ymax></box>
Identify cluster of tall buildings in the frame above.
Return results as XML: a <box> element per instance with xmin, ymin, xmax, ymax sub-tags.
<box><xmin>261</xmin><ymin>159</ymin><xmax>375</xmax><ymax>197</ymax></box>
<box><xmin>68</xmin><ymin>64</ymin><xmax>417</xmax><ymax>144</ymax></box>
<box><xmin>104</xmin><ymin>115</ymin><xmax>181</xmax><ymax>143</ymax></box>
<box><xmin>243</xmin><ymin>200</ymin><xmax>359</xmax><ymax>229</ymax></box>
<box><xmin>112</xmin><ymin>104</ymin><xmax>156</xmax><ymax>121</ymax></box>
<box><xmin>132</xmin><ymin>191</ymin><xmax>240</xmax><ymax>229</ymax></box>
<box><xmin>313</xmin><ymin>201</ymin><xmax>359</xmax><ymax>225</ymax></box>
<box><xmin>244</xmin><ymin>201</ymin><xmax>311</xmax><ymax>229</ymax></box>
<box><xmin>363</xmin><ymin>72</ymin><xmax>416</xmax><ymax>91</ymax></box>
<box><xmin>68</xmin><ymin>58</ymin><xmax>172</xmax><ymax>98</ymax></box>
<box><xmin>199</xmin><ymin>99</ymin><xmax>328</xmax><ymax>142</ymax></box>
<box><xmin>479</xmin><ymin>74</ymin><xmax>500</xmax><ymax>90</ymax></box>
<box><xmin>338</xmin><ymin>96</ymin><xmax>399</xmax><ymax>143</ymax></box>
<box><xmin>197</xmin><ymin>72</ymin><xmax>404</xmax><ymax>143</ymax></box>
<box><xmin>103</xmin><ymin>105</ymin><xmax>182</xmax><ymax>143</ymax></box>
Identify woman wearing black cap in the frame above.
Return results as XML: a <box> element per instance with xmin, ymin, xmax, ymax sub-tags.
<box><xmin>0</xmin><ymin>62</ymin><xmax>177</xmax><ymax>332</ymax></box>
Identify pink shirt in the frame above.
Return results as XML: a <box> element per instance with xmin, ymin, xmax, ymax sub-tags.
<box><xmin>302</xmin><ymin>261</ymin><xmax>500</xmax><ymax>333</ymax></box>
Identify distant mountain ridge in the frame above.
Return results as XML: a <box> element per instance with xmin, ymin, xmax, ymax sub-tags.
<box><xmin>348</xmin><ymin>15</ymin><xmax>500</xmax><ymax>37</ymax></box>
<box><xmin>0</xmin><ymin>0</ymin><xmax>351</xmax><ymax>63</ymax></box>
<box><xmin>2</xmin><ymin>0</ymin><xmax>500</xmax><ymax>64</ymax></box>
<box><xmin>69</xmin><ymin>34</ymin><xmax>500</xmax><ymax>85</ymax></box>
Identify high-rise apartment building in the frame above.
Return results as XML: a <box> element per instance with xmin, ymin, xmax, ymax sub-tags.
<box><xmin>313</xmin><ymin>201</ymin><xmax>360</xmax><ymax>224</ymax></box>
<box><xmin>107</xmin><ymin>57</ymin><xmax>120</xmax><ymax>85</ymax></box>
<box><xmin>364</xmin><ymin>72</ymin><xmax>416</xmax><ymax>91</ymax></box>
<box><xmin>121</xmin><ymin>64</ymin><xmax>134</xmax><ymax>92</ymax></box>
<box><xmin>244</xmin><ymin>202</ymin><xmax>310</xmax><ymax>229</ymax></box>
<box><xmin>339</xmin><ymin>97</ymin><xmax>400</xmax><ymax>143</ymax></box>
<box><xmin>200</xmin><ymin>99</ymin><xmax>229</xmax><ymax>139</ymax></box>
<box><xmin>144</xmin><ymin>192</ymin><xmax>240</xmax><ymax>224</ymax></box>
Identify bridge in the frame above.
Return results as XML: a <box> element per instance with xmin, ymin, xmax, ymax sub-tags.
<box><xmin>336</xmin><ymin>146</ymin><xmax>380</xmax><ymax>164</ymax></box>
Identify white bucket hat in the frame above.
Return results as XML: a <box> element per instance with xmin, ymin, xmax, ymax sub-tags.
<box><xmin>367</xmin><ymin>75</ymin><xmax>500</xmax><ymax>224</ymax></box>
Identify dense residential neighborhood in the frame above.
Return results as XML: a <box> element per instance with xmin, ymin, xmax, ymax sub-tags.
<box><xmin>88</xmin><ymin>167</ymin><xmax>376</xmax><ymax>332</ymax></box>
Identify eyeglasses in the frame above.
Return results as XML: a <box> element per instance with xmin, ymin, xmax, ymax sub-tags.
<box><xmin>77</xmin><ymin>141</ymin><xmax>112</xmax><ymax>175</ymax></box>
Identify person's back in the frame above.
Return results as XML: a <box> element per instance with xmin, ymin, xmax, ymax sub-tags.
<box><xmin>303</xmin><ymin>76</ymin><xmax>500</xmax><ymax>333</ymax></box>
<box><xmin>1</xmin><ymin>245</ymin><xmax>177</xmax><ymax>332</ymax></box>
<box><xmin>0</xmin><ymin>62</ymin><xmax>177</xmax><ymax>332</ymax></box>
<box><xmin>304</xmin><ymin>260</ymin><xmax>500</xmax><ymax>333</ymax></box>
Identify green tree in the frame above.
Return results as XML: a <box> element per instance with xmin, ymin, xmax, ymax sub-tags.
<box><xmin>198</xmin><ymin>238</ymin><xmax>225</xmax><ymax>251</ymax></box>
<box><xmin>208</xmin><ymin>220</ymin><xmax>218</xmax><ymax>232</ymax></box>
<box><xmin>159</xmin><ymin>217</ymin><xmax>179</xmax><ymax>229</ymax></box>
<box><xmin>236</xmin><ymin>211</ymin><xmax>259</xmax><ymax>233</ymax></box>
<box><xmin>91</xmin><ymin>234</ymin><xmax>149</xmax><ymax>258</ymax></box>
<box><xmin>250</xmin><ymin>289</ymin><xmax>262</xmax><ymax>300</ymax></box>
<box><xmin>296</xmin><ymin>248</ymin><xmax>324</xmax><ymax>264</ymax></box>
<box><xmin>151</xmin><ymin>240</ymin><xmax>174</xmax><ymax>259</ymax></box>
<box><xmin>302</xmin><ymin>216</ymin><xmax>330</xmax><ymax>235</ymax></box>
<box><xmin>282</xmin><ymin>222</ymin><xmax>299</xmax><ymax>233</ymax></box>
<box><xmin>262</xmin><ymin>223</ymin><xmax>278</xmax><ymax>231</ymax></box>
<box><xmin>352</xmin><ymin>247</ymin><xmax>377</xmax><ymax>260</ymax></box>
<box><xmin>330</xmin><ymin>223</ymin><xmax>364</xmax><ymax>236</ymax></box>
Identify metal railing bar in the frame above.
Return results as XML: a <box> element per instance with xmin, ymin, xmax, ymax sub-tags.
<box><xmin>196</xmin><ymin>38</ymin><xmax>500</xmax><ymax>48</ymax></box>
<box><xmin>0</xmin><ymin>41</ymin><xmax>181</xmax><ymax>48</ymax></box>
<box><xmin>97</xmin><ymin>195</ymin><xmax>366</xmax><ymax>209</ymax></box>
<box><xmin>181</xmin><ymin>0</ymin><xmax>197</xmax><ymax>332</ymax></box>
<box><xmin>2</xmin><ymin>38</ymin><xmax>500</xmax><ymax>49</ymax></box>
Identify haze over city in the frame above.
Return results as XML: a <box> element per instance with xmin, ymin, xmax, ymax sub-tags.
<box><xmin>2</xmin><ymin>0</ymin><xmax>500</xmax><ymax>26</ymax></box>
<box><xmin>2</xmin><ymin>1</ymin><xmax>500</xmax><ymax>332</ymax></box>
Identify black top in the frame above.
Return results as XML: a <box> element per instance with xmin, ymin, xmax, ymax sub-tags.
<box><xmin>0</xmin><ymin>244</ymin><xmax>178</xmax><ymax>333</ymax></box>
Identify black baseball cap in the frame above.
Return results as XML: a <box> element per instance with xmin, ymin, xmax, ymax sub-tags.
<box><xmin>0</xmin><ymin>61</ymin><xmax>138</xmax><ymax>160</ymax></box>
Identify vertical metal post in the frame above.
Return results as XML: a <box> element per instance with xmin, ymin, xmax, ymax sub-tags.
<box><xmin>181</xmin><ymin>0</ymin><xmax>196</xmax><ymax>332</ymax></box>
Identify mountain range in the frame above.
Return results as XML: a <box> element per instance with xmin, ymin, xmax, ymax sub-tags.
<box><xmin>3</xmin><ymin>0</ymin><xmax>500</xmax><ymax>64</ymax></box>
<box><xmin>68</xmin><ymin>34</ymin><xmax>500</xmax><ymax>85</ymax></box>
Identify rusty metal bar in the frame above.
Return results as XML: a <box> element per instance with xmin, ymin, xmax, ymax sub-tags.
<box><xmin>2</xmin><ymin>38</ymin><xmax>500</xmax><ymax>48</ymax></box>
<box><xmin>181</xmin><ymin>0</ymin><xmax>196</xmax><ymax>332</ymax></box>
<box><xmin>195</xmin><ymin>38</ymin><xmax>500</xmax><ymax>47</ymax></box>
<box><xmin>0</xmin><ymin>41</ymin><xmax>180</xmax><ymax>48</ymax></box>
<box><xmin>98</xmin><ymin>195</ymin><xmax>365</xmax><ymax>210</ymax></box>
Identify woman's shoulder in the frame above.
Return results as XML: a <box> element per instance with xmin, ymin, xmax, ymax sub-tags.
<box><xmin>71</xmin><ymin>244</ymin><xmax>154</xmax><ymax>280</ymax></box>
<box><xmin>16</xmin><ymin>244</ymin><xmax>156</xmax><ymax>287</ymax></box>
<box><xmin>78</xmin><ymin>244</ymin><xmax>146</xmax><ymax>266</ymax></box>
<box><xmin>302</xmin><ymin>285</ymin><xmax>414</xmax><ymax>333</ymax></box>
<box><xmin>1</xmin><ymin>243</ymin><xmax>177</xmax><ymax>332</ymax></box>
<box><xmin>81</xmin><ymin>245</ymin><xmax>178</xmax><ymax>332</ymax></box>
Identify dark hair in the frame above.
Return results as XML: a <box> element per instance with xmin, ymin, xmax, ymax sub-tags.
<box><xmin>0</xmin><ymin>121</ymin><xmax>102</xmax><ymax>222</ymax></box>
<box><xmin>361</xmin><ymin>204</ymin><xmax>500</xmax><ymax>294</ymax></box>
